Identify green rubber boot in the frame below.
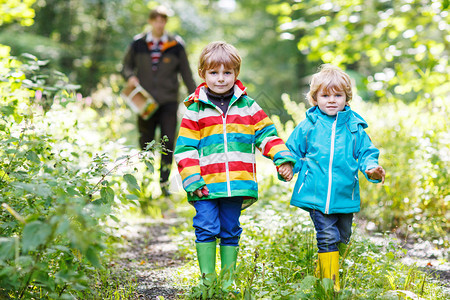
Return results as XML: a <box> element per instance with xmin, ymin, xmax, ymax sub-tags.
<box><xmin>196</xmin><ymin>241</ymin><xmax>217</xmax><ymax>286</ymax></box>
<box><xmin>220</xmin><ymin>245</ymin><xmax>239</xmax><ymax>292</ymax></box>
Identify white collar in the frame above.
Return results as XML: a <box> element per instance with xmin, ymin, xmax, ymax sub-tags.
<box><xmin>145</xmin><ymin>32</ymin><xmax>168</xmax><ymax>43</ymax></box>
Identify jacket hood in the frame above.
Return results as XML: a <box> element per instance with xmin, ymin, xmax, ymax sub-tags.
<box><xmin>184</xmin><ymin>80</ymin><xmax>247</xmax><ymax>107</ymax></box>
<box><xmin>305</xmin><ymin>105</ymin><xmax>368</xmax><ymax>132</ymax></box>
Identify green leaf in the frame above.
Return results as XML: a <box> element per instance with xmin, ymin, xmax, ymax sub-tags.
<box><xmin>0</xmin><ymin>237</ymin><xmax>16</xmax><ymax>260</ymax></box>
<box><xmin>109</xmin><ymin>215</ymin><xmax>120</xmax><ymax>223</ymax></box>
<box><xmin>86</xmin><ymin>246</ymin><xmax>101</xmax><ymax>268</ymax></box>
<box><xmin>299</xmin><ymin>275</ymin><xmax>317</xmax><ymax>289</ymax></box>
<box><xmin>22</xmin><ymin>221</ymin><xmax>52</xmax><ymax>252</ymax></box>
<box><xmin>0</xmin><ymin>105</ymin><xmax>15</xmax><ymax>116</ymax></box>
<box><xmin>66</xmin><ymin>186</ymin><xmax>79</xmax><ymax>196</ymax></box>
<box><xmin>125</xmin><ymin>194</ymin><xmax>139</xmax><ymax>200</ymax></box>
<box><xmin>100</xmin><ymin>186</ymin><xmax>114</xmax><ymax>203</ymax></box>
<box><xmin>14</xmin><ymin>182</ymin><xmax>52</xmax><ymax>198</ymax></box>
<box><xmin>26</xmin><ymin>150</ymin><xmax>41</xmax><ymax>163</ymax></box>
<box><xmin>123</xmin><ymin>173</ymin><xmax>140</xmax><ymax>192</ymax></box>
<box><xmin>144</xmin><ymin>160</ymin><xmax>154</xmax><ymax>173</ymax></box>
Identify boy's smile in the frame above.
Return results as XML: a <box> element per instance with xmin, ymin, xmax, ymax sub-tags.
<box><xmin>203</xmin><ymin>64</ymin><xmax>236</xmax><ymax>95</ymax></box>
<box><xmin>316</xmin><ymin>87</ymin><xmax>347</xmax><ymax>116</ymax></box>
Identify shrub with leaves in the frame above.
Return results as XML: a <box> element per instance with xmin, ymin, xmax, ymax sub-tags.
<box><xmin>0</xmin><ymin>51</ymin><xmax>154</xmax><ymax>298</ymax></box>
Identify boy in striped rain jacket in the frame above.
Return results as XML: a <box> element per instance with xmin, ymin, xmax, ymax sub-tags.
<box><xmin>174</xmin><ymin>41</ymin><xmax>295</xmax><ymax>292</ymax></box>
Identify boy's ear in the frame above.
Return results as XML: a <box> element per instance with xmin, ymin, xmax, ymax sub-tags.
<box><xmin>198</xmin><ymin>69</ymin><xmax>204</xmax><ymax>79</ymax></box>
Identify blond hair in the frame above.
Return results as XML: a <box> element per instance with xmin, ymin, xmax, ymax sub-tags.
<box><xmin>307</xmin><ymin>64</ymin><xmax>353</xmax><ymax>106</ymax></box>
<box><xmin>198</xmin><ymin>41</ymin><xmax>241</xmax><ymax>79</ymax></box>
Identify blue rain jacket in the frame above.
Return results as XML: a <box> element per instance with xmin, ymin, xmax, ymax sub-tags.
<box><xmin>286</xmin><ymin>106</ymin><xmax>381</xmax><ymax>214</ymax></box>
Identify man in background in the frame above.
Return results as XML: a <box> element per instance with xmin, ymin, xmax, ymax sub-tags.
<box><xmin>122</xmin><ymin>6</ymin><xmax>196</xmax><ymax>196</ymax></box>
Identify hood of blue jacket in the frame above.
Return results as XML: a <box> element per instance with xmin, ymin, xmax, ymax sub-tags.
<box><xmin>306</xmin><ymin>105</ymin><xmax>368</xmax><ymax>132</ymax></box>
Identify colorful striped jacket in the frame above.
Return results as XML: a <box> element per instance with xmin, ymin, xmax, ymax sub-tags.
<box><xmin>174</xmin><ymin>80</ymin><xmax>296</xmax><ymax>208</ymax></box>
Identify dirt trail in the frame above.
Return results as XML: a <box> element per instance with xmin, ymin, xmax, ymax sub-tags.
<box><xmin>114</xmin><ymin>215</ymin><xmax>449</xmax><ymax>299</ymax></box>
<box><xmin>115</xmin><ymin>216</ymin><xmax>187</xmax><ymax>299</ymax></box>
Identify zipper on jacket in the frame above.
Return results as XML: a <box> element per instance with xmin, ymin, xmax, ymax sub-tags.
<box><xmin>297</xmin><ymin>170</ymin><xmax>308</xmax><ymax>194</ymax></box>
<box><xmin>352</xmin><ymin>175</ymin><xmax>358</xmax><ymax>200</ymax></box>
<box><xmin>206</xmin><ymin>92</ymin><xmax>239</xmax><ymax>198</ymax></box>
<box><xmin>325</xmin><ymin>118</ymin><xmax>337</xmax><ymax>214</ymax></box>
<box><xmin>222</xmin><ymin>115</ymin><xmax>231</xmax><ymax>197</ymax></box>
<box><xmin>221</xmin><ymin>95</ymin><xmax>240</xmax><ymax>197</ymax></box>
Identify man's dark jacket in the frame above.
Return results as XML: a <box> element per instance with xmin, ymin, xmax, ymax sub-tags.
<box><xmin>122</xmin><ymin>33</ymin><xmax>196</xmax><ymax>105</ymax></box>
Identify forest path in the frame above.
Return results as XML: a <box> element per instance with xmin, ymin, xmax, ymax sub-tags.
<box><xmin>115</xmin><ymin>215</ymin><xmax>188</xmax><ymax>299</ymax></box>
<box><xmin>113</xmin><ymin>213</ymin><xmax>449</xmax><ymax>299</ymax></box>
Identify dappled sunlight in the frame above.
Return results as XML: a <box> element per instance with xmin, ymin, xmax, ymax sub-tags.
<box><xmin>1</xmin><ymin>0</ymin><xmax>448</xmax><ymax>298</ymax></box>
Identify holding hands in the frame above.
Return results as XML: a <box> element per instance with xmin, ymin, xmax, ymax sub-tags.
<box><xmin>278</xmin><ymin>162</ymin><xmax>294</xmax><ymax>182</ymax></box>
<box><xmin>365</xmin><ymin>166</ymin><xmax>386</xmax><ymax>184</ymax></box>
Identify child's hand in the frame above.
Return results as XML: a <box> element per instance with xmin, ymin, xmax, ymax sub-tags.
<box><xmin>194</xmin><ymin>186</ymin><xmax>209</xmax><ymax>198</ymax></box>
<box><xmin>278</xmin><ymin>162</ymin><xmax>294</xmax><ymax>182</ymax></box>
<box><xmin>365</xmin><ymin>166</ymin><xmax>386</xmax><ymax>184</ymax></box>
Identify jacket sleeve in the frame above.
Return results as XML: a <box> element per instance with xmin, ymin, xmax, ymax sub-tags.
<box><xmin>285</xmin><ymin>121</ymin><xmax>308</xmax><ymax>174</ymax></box>
<box><xmin>174</xmin><ymin>103</ymin><xmax>206</xmax><ymax>192</ymax></box>
<box><xmin>121</xmin><ymin>44</ymin><xmax>136</xmax><ymax>80</ymax></box>
<box><xmin>357</xmin><ymin>128</ymin><xmax>381</xmax><ymax>183</ymax></box>
<box><xmin>251</xmin><ymin>101</ymin><xmax>296</xmax><ymax>167</ymax></box>
<box><xmin>178</xmin><ymin>45</ymin><xmax>197</xmax><ymax>94</ymax></box>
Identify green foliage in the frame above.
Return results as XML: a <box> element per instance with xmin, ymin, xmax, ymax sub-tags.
<box><xmin>0</xmin><ymin>52</ymin><xmax>157</xmax><ymax>298</ymax></box>
<box><xmin>0</xmin><ymin>31</ymin><xmax>73</xmax><ymax>74</ymax></box>
<box><xmin>355</xmin><ymin>99</ymin><xmax>449</xmax><ymax>243</ymax></box>
<box><xmin>0</xmin><ymin>0</ymin><xmax>36</xmax><ymax>27</ymax></box>
<box><xmin>274</xmin><ymin>0</ymin><xmax>449</xmax><ymax>104</ymax></box>
<box><xmin>172</xmin><ymin>174</ymin><xmax>448</xmax><ymax>299</ymax></box>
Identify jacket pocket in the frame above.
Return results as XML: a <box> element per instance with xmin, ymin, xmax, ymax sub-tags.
<box><xmin>297</xmin><ymin>170</ymin><xmax>309</xmax><ymax>194</ymax></box>
<box><xmin>352</xmin><ymin>175</ymin><xmax>358</xmax><ymax>200</ymax></box>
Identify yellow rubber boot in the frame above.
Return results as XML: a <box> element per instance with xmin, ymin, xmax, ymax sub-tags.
<box><xmin>317</xmin><ymin>251</ymin><xmax>340</xmax><ymax>291</ymax></box>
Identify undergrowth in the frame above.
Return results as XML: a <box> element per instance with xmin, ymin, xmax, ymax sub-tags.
<box><xmin>170</xmin><ymin>173</ymin><xmax>449</xmax><ymax>299</ymax></box>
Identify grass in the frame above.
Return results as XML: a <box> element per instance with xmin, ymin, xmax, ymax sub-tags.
<box><xmin>83</xmin><ymin>159</ymin><xmax>449</xmax><ymax>299</ymax></box>
<box><xmin>169</xmin><ymin>171</ymin><xmax>450</xmax><ymax>300</ymax></box>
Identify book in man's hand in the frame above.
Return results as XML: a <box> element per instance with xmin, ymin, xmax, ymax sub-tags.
<box><xmin>121</xmin><ymin>84</ymin><xmax>159</xmax><ymax>120</ymax></box>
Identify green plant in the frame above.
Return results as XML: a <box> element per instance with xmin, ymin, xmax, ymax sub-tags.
<box><xmin>171</xmin><ymin>161</ymin><xmax>449</xmax><ymax>299</ymax></box>
<box><xmin>0</xmin><ymin>50</ymin><xmax>159</xmax><ymax>298</ymax></box>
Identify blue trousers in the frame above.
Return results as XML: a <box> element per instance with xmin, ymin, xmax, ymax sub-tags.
<box><xmin>193</xmin><ymin>197</ymin><xmax>243</xmax><ymax>246</ymax></box>
<box><xmin>308</xmin><ymin>209</ymin><xmax>353</xmax><ymax>253</ymax></box>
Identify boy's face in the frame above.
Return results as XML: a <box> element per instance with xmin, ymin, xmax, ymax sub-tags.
<box><xmin>202</xmin><ymin>64</ymin><xmax>236</xmax><ymax>95</ymax></box>
<box><xmin>316</xmin><ymin>87</ymin><xmax>347</xmax><ymax>116</ymax></box>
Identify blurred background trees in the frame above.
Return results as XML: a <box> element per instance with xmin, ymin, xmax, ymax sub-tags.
<box><xmin>1</xmin><ymin>0</ymin><xmax>448</xmax><ymax>250</ymax></box>
<box><xmin>0</xmin><ymin>0</ymin><xmax>448</xmax><ymax>297</ymax></box>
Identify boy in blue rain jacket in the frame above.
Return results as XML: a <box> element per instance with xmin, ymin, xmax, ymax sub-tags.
<box><xmin>286</xmin><ymin>64</ymin><xmax>385</xmax><ymax>291</ymax></box>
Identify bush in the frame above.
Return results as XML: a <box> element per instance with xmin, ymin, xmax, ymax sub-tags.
<box><xmin>0</xmin><ymin>51</ymin><xmax>153</xmax><ymax>298</ymax></box>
